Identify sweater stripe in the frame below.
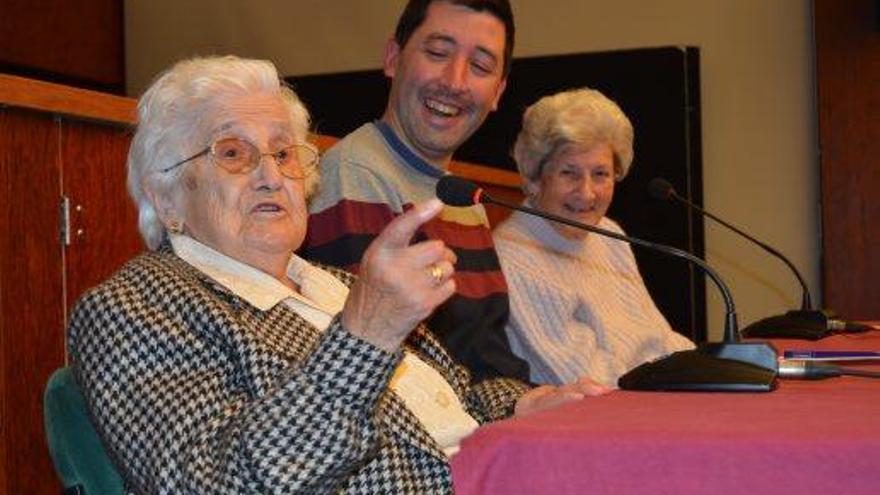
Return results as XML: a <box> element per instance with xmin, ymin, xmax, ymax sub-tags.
<box><xmin>306</xmin><ymin>199</ymin><xmax>396</xmax><ymax>247</ymax></box>
<box><xmin>300</xmin><ymin>233</ymin><xmax>372</xmax><ymax>273</ymax></box>
<box><xmin>425</xmin><ymin>217</ymin><xmax>498</xmax><ymax>250</ymax></box>
<box><xmin>454</xmin><ymin>270</ymin><xmax>507</xmax><ymax>300</ymax></box>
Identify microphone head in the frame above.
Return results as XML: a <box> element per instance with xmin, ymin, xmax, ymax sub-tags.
<box><xmin>647</xmin><ymin>178</ymin><xmax>676</xmax><ymax>201</ymax></box>
<box><xmin>436</xmin><ymin>175</ymin><xmax>483</xmax><ymax>206</ymax></box>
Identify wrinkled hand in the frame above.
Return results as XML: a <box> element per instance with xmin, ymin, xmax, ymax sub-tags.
<box><xmin>514</xmin><ymin>377</ymin><xmax>611</xmax><ymax>417</ymax></box>
<box><xmin>342</xmin><ymin>199</ymin><xmax>457</xmax><ymax>352</ymax></box>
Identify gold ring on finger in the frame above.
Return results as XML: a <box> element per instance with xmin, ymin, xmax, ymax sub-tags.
<box><xmin>429</xmin><ymin>264</ymin><xmax>444</xmax><ymax>284</ymax></box>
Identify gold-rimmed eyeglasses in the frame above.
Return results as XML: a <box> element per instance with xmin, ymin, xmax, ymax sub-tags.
<box><xmin>161</xmin><ymin>137</ymin><xmax>319</xmax><ymax>180</ymax></box>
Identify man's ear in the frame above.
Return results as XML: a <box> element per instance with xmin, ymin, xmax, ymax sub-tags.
<box><xmin>383</xmin><ymin>37</ymin><xmax>402</xmax><ymax>78</ymax></box>
<box><xmin>490</xmin><ymin>77</ymin><xmax>508</xmax><ymax>112</ymax></box>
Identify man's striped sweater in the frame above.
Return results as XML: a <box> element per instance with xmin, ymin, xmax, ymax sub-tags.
<box><xmin>302</xmin><ymin>122</ymin><xmax>531</xmax><ymax>383</ymax></box>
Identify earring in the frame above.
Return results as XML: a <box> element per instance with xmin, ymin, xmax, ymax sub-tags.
<box><xmin>167</xmin><ymin>219</ymin><xmax>184</xmax><ymax>235</ymax></box>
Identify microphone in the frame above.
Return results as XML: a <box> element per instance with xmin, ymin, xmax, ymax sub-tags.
<box><xmin>647</xmin><ymin>177</ymin><xmax>867</xmax><ymax>340</ymax></box>
<box><xmin>436</xmin><ymin>175</ymin><xmax>778</xmax><ymax>392</ymax></box>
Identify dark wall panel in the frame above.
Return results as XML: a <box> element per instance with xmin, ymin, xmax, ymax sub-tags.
<box><xmin>0</xmin><ymin>108</ymin><xmax>65</xmax><ymax>495</ymax></box>
<box><xmin>61</xmin><ymin>121</ymin><xmax>142</xmax><ymax>310</ymax></box>
<box><xmin>0</xmin><ymin>74</ymin><xmax>140</xmax><ymax>494</ymax></box>
<box><xmin>290</xmin><ymin>47</ymin><xmax>707</xmax><ymax>341</ymax></box>
<box><xmin>815</xmin><ymin>0</ymin><xmax>880</xmax><ymax>319</ymax></box>
<box><xmin>0</xmin><ymin>0</ymin><xmax>124</xmax><ymax>93</ymax></box>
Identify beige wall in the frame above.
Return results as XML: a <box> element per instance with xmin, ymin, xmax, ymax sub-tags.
<box><xmin>126</xmin><ymin>0</ymin><xmax>819</xmax><ymax>341</ymax></box>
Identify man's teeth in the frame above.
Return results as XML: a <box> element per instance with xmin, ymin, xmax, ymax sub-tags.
<box><xmin>426</xmin><ymin>99</ymin><xmax>460</xmax><ymax>117</ymax></box>
<box><xmin>256</xmin><ymin>204</ymin><xmax>281</xmax><ymax>212</ymax></box>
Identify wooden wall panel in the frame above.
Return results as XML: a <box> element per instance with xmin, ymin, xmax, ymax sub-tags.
<box><xmin>0</xmin><ymin>0</ymin><xmax>124</xmax><ymax>92</ymax></box>
<box><xmin>815</xmin><ymin>0</ymin><xmax>880</xmax><ymax>318</ymax></box>
<box><xmin>0</xmin><ymin>108</ymin><xmax>7</xmax><ymax>495</ymax></box>
<box><xmin>0</xmin><ymin>108</ymin><xmax>64</xmax><ymax>495</ymax></box>
<box><xmin>62</xmin><ymin>122</ymin><xmax>142</xmax><ymax>310</ymax></box>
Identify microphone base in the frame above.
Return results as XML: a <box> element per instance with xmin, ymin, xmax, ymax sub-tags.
<box><xmin>741</xmin><ymin>310</ymin><xmax>831</xmax><ymax>340</ymax></box>
<box><xmin>618</xmin><ymin>342</ymin><xmax>778</xmax><ymax>392</ymax></box>
<box><xmin>698</xmin><ymin>341</ymin><xmax>778</xmax><ymax>370</ymax></box>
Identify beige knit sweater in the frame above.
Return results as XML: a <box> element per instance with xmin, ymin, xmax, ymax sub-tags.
<box><xmin>493</xmin><ymin>209</ymin><xmax>694</xmax><ymax>387</ymax></box>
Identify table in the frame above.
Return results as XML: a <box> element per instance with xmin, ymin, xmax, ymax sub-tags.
<box><xmin>451</xmin><ymin>332</ymin><xmax>880</xmax><ymax>494</ymax></box>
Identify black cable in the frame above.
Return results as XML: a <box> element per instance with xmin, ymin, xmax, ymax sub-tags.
<box><xmin>841</xmin><ymin>321</ymin><xmax>875</xmax><ymax>334</ymax></box>
<box><xmin>778</xmin><ymin>360</ymin><xmax>880</xmax><ymax>380</ymax></box>
<box><xmin>838</xmin><ymin>367</ymin><xmax>880</xmax><ymax>379</ymax></box>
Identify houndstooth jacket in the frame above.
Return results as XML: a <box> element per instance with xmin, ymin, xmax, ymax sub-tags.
<box><xmin>68</xmin><ymin>247</ymin><xmax>530</xmax><ymax>494</ymax></box>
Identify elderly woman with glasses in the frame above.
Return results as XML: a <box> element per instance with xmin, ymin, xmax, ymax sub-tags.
<box><xmin>68</xmin><ymin>56</ymin><xmax>600</xmax><ymax>494</ymax></box>
<box><xmin>493</xmin><ymin>88</ymin><xmax>694</xmax><ymax>389</ymax></box>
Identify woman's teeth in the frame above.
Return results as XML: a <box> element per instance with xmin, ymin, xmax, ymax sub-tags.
<box><xmin>564</xmin><ymin>204</ymin><xmax>589</xmax><ymax>214</ymax></box>
<box><xmin>255</xmin><ymin>204</ymin><xmax>281</xmax><ymax>212</ymax></box>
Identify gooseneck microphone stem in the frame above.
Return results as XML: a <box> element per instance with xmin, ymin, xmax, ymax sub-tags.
<box><xmin>436</xmin><ymin>175</ymin><xmax>778</xmax><ymax>391</ymax></box>
<box><xmin>483</xmin><ymin>194</ymin><xmax>741</xmax><ymax>343</ymax></box>
<box><xmin>667</xmin><ymin>190</ymin><xmax>812</xmax><ymax>311</ymax></box>
<box><xmin>646</xmin><ymin>177</ymin><xmax>862</xmax><ymax>339</ymax></box>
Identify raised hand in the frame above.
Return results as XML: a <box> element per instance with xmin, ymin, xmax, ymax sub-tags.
<box><xmin>341</xmin><ymin>199</ymin><xmax>457</xmax><ymax>352</ymax></box>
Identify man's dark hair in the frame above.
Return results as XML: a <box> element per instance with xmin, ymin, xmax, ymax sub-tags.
<box><xmin>393</xmin><ymin>0</ymin><xmax>515</xmax><ymax>77</ymax></box>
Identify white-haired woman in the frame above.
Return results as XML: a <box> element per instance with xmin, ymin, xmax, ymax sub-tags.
<box><xmin>494</xmin><ymin>88</ymin><xmax>694</xmax><ymax>388</ymax></box>
<box><xmin>68</xmin><ymin>56</ymin><xmax>601</xmax><ymax>494</ymax></box>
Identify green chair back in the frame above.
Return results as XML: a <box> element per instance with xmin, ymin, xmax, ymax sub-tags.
<box><xmin>43</xmin><ymin>367</ymin><xmax>124</xmax><ymax>495</ymax></box>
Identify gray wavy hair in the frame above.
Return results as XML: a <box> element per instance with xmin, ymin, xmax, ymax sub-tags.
<box><xmin>127</xmin><ymin>55</ymin><xmax>316</xmax><ymax>250</ymax></box>
<box><xmin>512</xmin><ymin>88</ymin><xmax>634</xmax><ymax>188</ymax></box>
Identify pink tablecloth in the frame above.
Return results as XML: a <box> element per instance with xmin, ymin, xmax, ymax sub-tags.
<box><xmin>451</xmin><ymin>332</ymin><xmax>880</xmax><ymax>495</ymax></box>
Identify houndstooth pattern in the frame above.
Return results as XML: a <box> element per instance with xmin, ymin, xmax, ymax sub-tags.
<box><xmin>67</xmin><ymin>248</ymin><xmax>530</xmax><ymax>494</ymax></box>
